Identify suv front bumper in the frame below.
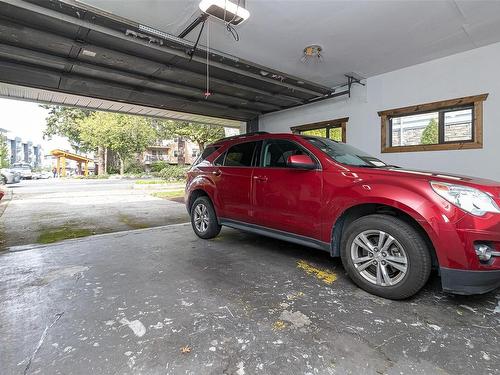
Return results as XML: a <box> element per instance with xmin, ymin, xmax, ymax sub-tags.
<box><xmin>440</xmin><ymin>267</ymin><xmax>500</xmax><ymax>295</ymax></box>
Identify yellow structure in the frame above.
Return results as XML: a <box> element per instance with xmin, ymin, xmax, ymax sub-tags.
<box><xmin>51</xmin><ymin>149</ymin><xmax>93</xmax><ymax>177</ymax></box>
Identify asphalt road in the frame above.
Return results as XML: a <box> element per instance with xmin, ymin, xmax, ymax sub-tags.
<box><xmin>0</xmin><ymin>225</ymin><xmax>499</xmax><ymax>375</ymax></box>
<box><xmin>0</xmin><ymin>178</ymin><xmax>189</xmax><ymax>249</ymax></box>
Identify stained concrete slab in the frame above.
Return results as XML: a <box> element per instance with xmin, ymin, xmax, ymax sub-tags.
<box><xmin>0</xmin><ymin>179</ymin><xmax>188</xmax><ymax>249</ymax></box>
<box><xmin>1</xmin><ymin>224</ymin><xmax>498</xmax><ymax>374</ymax></box>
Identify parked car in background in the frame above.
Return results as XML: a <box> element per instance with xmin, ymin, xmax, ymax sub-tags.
<box><xmin>11</xmin><ymin>163</ymin><xmax>33</xmax><ymax>180</ymax></box>
<box><xmin>186</xmin><ymin>132</ymin><xmax>500</xmax><ymax>300</ymax></box>
<box><xmin>32</xmin><ymin>171</ymin><xmax>52</xmax><ymax>180</ymax></box>
<box><xmin>1</xmin><ymin>168</ymin><xmax>21</xmax><ymax>184</ymax></box>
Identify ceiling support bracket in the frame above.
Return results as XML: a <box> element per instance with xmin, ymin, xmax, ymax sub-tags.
<box><xmin>345</xmin><ymin>74</ymin><xmax>365</xmax><ymax>98</ymax></box>
<box><xmin>287</xmin><ymin>74</ymin><xmax>366</xmax><ymax>109</ymax></box>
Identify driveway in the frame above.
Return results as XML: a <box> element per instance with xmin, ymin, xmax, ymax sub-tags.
<box><xmin>0</xmin><ymin>224</ymin><xmax>499</xmax><ymax>375</ymax></box>
<box><xmin>0</xmin><ymin>178</ymin><xmax>189</xmax><ymax>249</ymax></box>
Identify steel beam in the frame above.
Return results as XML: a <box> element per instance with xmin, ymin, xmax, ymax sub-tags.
<box><xmin>0</xmin><ymin>19</ymin><xmax>301</xmax><ymax>107</ymax></box>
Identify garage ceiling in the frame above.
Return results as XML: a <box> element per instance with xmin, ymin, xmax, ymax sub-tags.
<box><xmin>81</xmin><ymin>0</ymin><xmax>500</xmax><ymax>87</ymax></box>
<box><xmin>2</xmin><ymin>1</ymin><xmax>500</xmax><ymax>124</ymax></box>
<box><xmin>0</xmin><ymin>0</ymin><xmax>334</xmax><ymax>123</ymax></box>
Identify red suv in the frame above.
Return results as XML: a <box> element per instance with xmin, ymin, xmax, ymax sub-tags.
<box><xmin>185</xmin><ymin>132</ymin><xmax>500</xmax><ymax>299</ymax></box>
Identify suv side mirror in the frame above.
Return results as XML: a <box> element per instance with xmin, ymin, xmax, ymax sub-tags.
<box><xmin>287</xmin><ymin>154</ymin><xmax>316</xmax><ymax>170</ymax></box>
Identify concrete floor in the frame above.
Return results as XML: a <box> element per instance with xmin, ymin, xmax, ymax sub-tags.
<box><xmin>1</xmin><ymin>224</ymin><xmax>499</xmax><ymax>375</ymax></box>
<box><xmin>0</xmin><ymin>179</ymin><xmax>188</xmax><ymax>249</ymax></box>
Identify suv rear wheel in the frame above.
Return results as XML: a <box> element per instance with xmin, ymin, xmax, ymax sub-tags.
<box><xmin>340</xmin><ymin>214</ymin><xmax>431</xmax><ymax>300</ymax></box>
<box><xmin>190</xmin><ymin>196</ymin><xmax>221</xmax><ymax>239</ymax></box>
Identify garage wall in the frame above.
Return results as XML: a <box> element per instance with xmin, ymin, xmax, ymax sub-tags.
<box><xmin>260</xmin><ymin>41</ymin><xmax>500</xmax><ymax>180</ymax></box>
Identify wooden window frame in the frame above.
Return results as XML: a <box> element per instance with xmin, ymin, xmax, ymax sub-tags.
<box><xmin>290</xmin><ymin>117</ymin><xmax>348</xmax><ymax>142</ymax></box>
<box><xmin>378</xmin><ymin>94</ymin><xmax>488</xmax><ymax>153</ymax></box>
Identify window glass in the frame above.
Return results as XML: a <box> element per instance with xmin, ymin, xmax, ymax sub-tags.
<box><xmin>253</xmin><ymin>141</ymin><xmax>262</xmax><ymax>166</ymax></box>
<box><xmin>444</xmin><ymin>108</ymin><xmax>473</xmax><ymax>142</ymax></box>
<box><xmin>200</xmin><ymin>146</ymin><xmax>218</xmax><ymax>160</ymax></box>
<box><xmin>390</xmin><ymin>106</ymin><xmax>474</xmax><ymax>147</ymax></box>
<box><xmin>223</xmin><ymin>141</ymin><xmax>257</xmax><ymax>167</ymax></box>
<box><xmin>329</xmin><ymin>127</ymin><xmax>343</xmax><ymax>142</ymax></box>
<box><xmin>214</xmin><ymin>152</ymin><xmax>225</xmax><ymax>166</ymax></box>
<box><xmin>298</xmin><ymin>126</ymin><xmax>343</xmax><ymax>142</ymax></box>
<box><xmin>391</xmin><ymin>112</ymin><xmax>439</xmax><ymax>146</ymax></box>
<box><xmin>193</xmin><ymin>146</ymin><xmax>219</xmax><ymax>166</ymax></box>
<box><xmin>262</xmin><ymin>140</ymin><xmax>308</xmax><ymax>168</ymax></box>
<box><xmin>301</xmin><ymin>128</ymin><xmax>327</xmax><ymax>137</ymax></box>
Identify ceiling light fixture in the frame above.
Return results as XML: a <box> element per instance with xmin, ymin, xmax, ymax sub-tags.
<box><xmin>301</xmin><ymin>44</ymin><xmax>323</xmax><ymax>64</ymax></box>
<box><xmin>199</xmin><ymin>0</ymin><xmax>250</xmax><ymax>25</ymax></box>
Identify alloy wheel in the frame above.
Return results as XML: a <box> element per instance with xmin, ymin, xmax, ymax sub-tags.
<box><xmin>350</xmin><ymin>230</ymin><xmax>408</xmax><ymax>287</ymax></box>
<box><xmin>193</xmin><ymin>203</ymin><xmax>209</xmax><ymax>233</ymax></box>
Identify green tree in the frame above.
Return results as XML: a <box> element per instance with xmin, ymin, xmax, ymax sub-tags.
<box><xmin>41</xmin><ymin>105</ymin><xmax>94</xmax><ymax>151</ymax></box>
<box><xmin>330</xmin><ymin>127</ymin><xmax>343</xmax><ymax>142</ymax></box>
<box><xmin>156</xmin><ymin>120</ymin><xmax>226</xmax><ymax>152</ymax></box>
<box><xmin>79</xmin><ymin>112</ymin><xmax>157</xmax><ymax>175</ymax></box>
<box><xmin>0</xmin><ymin>134</ymin><xmax>9</xmax><ymax>168</ymax></box>
<box><xmin>300</xmin><ymin>127</ymin><xmax>343</xmax><ymax>142</ymax></box>
<box><xmin>421</xmin><ymin>118</ymin><xmax>439</xmax><ymax>145</ymax></box>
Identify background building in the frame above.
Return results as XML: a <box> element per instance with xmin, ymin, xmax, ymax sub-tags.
<box><xmin>142</xmin><ymin>127</ymin><xmax>239</xmax><ymax>167</ymax></box>
<box><xmin>0</xmin><ymin>128</ymin><xmax>42</xmax><ymax>168</ymax></box>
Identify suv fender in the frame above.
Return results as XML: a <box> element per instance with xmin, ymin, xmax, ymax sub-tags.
<box><xmin>325</xmin><ymin>182</ymin><xmax>467</xmax><ymax>269</ymax></box>
<box><xmin>186</xmin><ymin>175</ymin><xmax>220</xmax><ymax>215</ymax></box>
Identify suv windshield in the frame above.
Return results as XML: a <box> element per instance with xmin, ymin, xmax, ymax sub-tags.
<box><xmin>303</xmin><ymin>136</ymin><xmax>388</xmax><ymax>167</ymax></box>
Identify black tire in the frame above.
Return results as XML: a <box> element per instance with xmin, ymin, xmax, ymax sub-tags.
<box><xmin>340</xmin><ymin>214</ymin><xmax>431</xmax><ymax>300</ymax></box>
<box><xmin>190</xmin><ymin>196</ymin><xmax>221</xmax><ymax>239</ymax></box>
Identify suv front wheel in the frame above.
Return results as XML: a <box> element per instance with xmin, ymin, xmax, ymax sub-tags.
<box><xmin>190</xmin><ymin>196</ymin><xmax>221</xmax><ymax>239</ymax></box>
<box><xmin>340</xmin><ymin>214</ymin><xmax>431</xmax><ymax>300</ymax></box>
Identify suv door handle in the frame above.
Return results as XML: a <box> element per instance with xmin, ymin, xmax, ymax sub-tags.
<box><xmin>253</xmin><ymin>175</ymin><xmax>268</xmax><ymax>182</ymax></box>
<box><xmin>212</xmin><ymin>169</ymin><xmax>221</xmax><ymax>176</ymax></box>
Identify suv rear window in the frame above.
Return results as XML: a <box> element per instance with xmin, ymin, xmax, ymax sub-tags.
<box><xmin>222</xmin><ymin>141</ymin><xmax>258</xmax><ymax>167</ymax></box>
<box><xmin>193</xmin><ymin>146</ymin><xmax>219</xmax><ymax>165</ymax></box>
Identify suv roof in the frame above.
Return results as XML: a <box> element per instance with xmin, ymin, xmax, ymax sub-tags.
<box><xmin>212</xmin><ymin>131</ymin><xmax>302</xmax><ymax>147</ymax></box>
<box><xmin>213</xmin><ymin>131</ymin><xmax>268</xmax><ymax>144</ymax></box>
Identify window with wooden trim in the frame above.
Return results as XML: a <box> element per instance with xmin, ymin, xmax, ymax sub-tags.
<box><xmin>378</xmin><ymin>94</ymin><xmax>487</xmax><ymax>153</ymax></box>
<box><xmin>291</xmin><ymin>117</ymin><xmax>348</xmax><ymax>143</ymax></box>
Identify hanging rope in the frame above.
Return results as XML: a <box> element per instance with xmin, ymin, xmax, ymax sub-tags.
<box><xmin>204</xmin><ymin>20</ymin><xmax>211</xmax><ymax>99</ymax></box>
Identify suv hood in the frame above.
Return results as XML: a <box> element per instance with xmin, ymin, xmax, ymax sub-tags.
<box><xmin>387</xmin><ymin>167</ymin><xmax>499</xmax><ymax>186</ymax></box>
<box><xmin>353</xmin><ymin>166</ymin><xmax>500</xmax><ymax>189</ymax></box>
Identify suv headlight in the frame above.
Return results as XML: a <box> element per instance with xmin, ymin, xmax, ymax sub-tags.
<box><xmin>430</xmin><ymin>181</ymin><xmax>500</xmax><ymax>216</ymax></box>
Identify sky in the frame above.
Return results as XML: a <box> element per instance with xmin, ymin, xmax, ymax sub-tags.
<box><xmin>0</xmin><ymin>98</ymin><xmax>72</xmax><ymax>154</ymax></box>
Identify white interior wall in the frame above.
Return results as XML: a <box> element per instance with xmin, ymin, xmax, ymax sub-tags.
<box><xmin>260</xmin><ymin>42</ymin><xmax>500</xmax><ymax>181</ymax></box>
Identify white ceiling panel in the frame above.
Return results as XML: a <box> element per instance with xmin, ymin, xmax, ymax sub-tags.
<box><xmin>79</xmin><ymin>0</ymin><xmax>500</xmax><ymax>87</ymax></box>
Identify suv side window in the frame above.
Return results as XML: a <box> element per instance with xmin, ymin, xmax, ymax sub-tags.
<box><xmin>262</xmin><ymin>139</ymin><xmax>310</xmax><ymax>168</ymax></box>
<box><xmin>222</xmin><ymin>141</ymin><xmax>258</xmax><ymax>167</ymax></box>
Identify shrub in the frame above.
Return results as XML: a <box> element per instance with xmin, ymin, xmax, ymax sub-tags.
<box><xmin>151</xmin><ymin>160</ymin><xmax>169</xmax><ymax>173</ymax></box>
<box><xmin>158</xmin><ymin>165</ymin><xmax>188</xmax><ymax>182</ymax></box>
<box><xmin>125</xmin><ymin>160</ymin><xmax>145</xmax><ymax>174</ymax></box>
